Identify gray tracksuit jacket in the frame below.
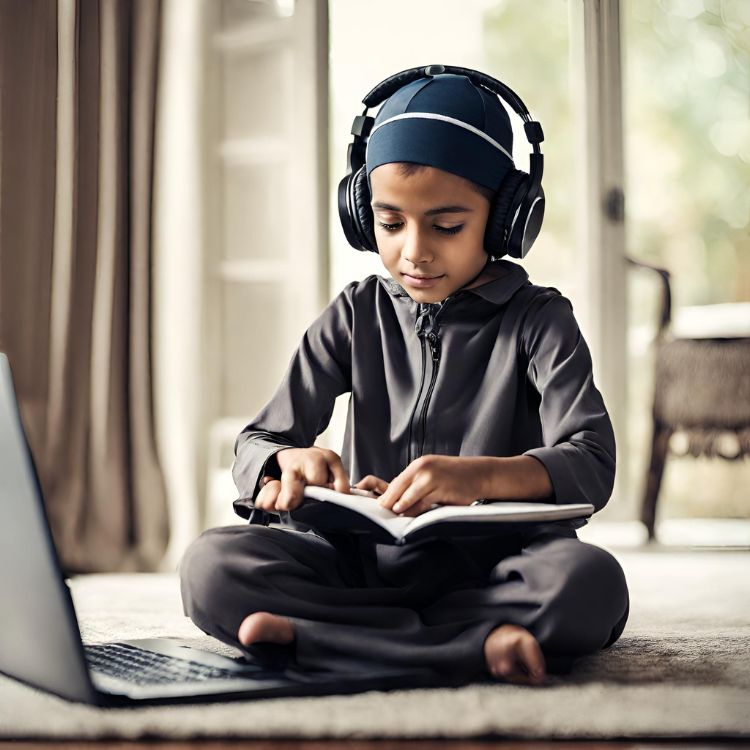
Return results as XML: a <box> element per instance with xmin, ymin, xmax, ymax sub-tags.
<box><xmin>231</xmin><ymin>259</ymin><xmax>616</xmax><ymax>535</ymax></box>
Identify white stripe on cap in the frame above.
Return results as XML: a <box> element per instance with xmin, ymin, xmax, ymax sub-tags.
<box><xmin>366</xmin><ymin>112</ymin><xmax>514</xmax><ymax>164</ymax></box>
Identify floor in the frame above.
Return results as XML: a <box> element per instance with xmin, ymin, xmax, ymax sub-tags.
<box><xmin>2</xmin><ymin>741</ymin><xmax>750</xmax><ymax>749</ymax></box>
<box><xmin>2</xmin><ymin>520</ymin><xmax>748</xmax><ymax>744</ymax></box>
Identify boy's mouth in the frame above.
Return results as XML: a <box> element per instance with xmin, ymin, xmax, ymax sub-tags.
<box><xmin>403</xmin><ymin>273</ymin><xmax>445</xmax><ymax>288</ymax></box>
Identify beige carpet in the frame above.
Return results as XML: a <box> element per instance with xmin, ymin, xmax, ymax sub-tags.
<box><xmin>0</xmin><ymin>540</ymin><xmax>748</xmax><ymax>741</ymax></box>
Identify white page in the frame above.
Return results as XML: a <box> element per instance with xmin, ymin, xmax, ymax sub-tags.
<box><xmin>400</xmin><ymin>501</ymin><xmax>595</xmax><ymax>537</ymax></box>
<box><xmin>301</xmin><ymin>486</ymin><xmax>594</xmax><ymax>541</ymax></box>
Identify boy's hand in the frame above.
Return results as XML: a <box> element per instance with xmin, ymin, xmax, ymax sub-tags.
<box><xmin>352</xmin><ymin>474</ymin><xmax>390</xmax><ymax>497</ymax></box>
<box><xmin>377</xmin><ymin>455</ymin><xmax>485</xmax><ymax>517</ymax></box>
<box><xmin>254</xmin><ymin>447</ymin><xmax>351</xmax><ymax>513</ymax></box>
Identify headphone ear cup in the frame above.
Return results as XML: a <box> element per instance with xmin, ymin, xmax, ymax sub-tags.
<box><xmin>484</xmin><ymin>169</ymin><xmax>528</xmax><ymax>259</ymax></box>
<box><xmin>513</xmin><ymin>181</ymin><xmax>545</xmax><ymax>259</ymax></box>
<box><xmin>352</xmin><ymin>167</ymin><xmax>378</xmax><ymax>253</ymax></box>
<box><xmin>337</xmin><ymin>171</ymin><xmax>360</xmax><ymax>250</ymax></box>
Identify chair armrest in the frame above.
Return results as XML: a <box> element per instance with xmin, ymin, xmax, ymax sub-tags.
<box><xmin>626</xmin><ymin>256</ymin><xmax>672</xmax><ymax>337</ymax></box>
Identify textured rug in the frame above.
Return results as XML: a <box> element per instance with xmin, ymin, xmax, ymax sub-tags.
<box><xmin>0</xmin><ymin>540</ymin><xmax>748</xmax><ymax>741</ymax></box>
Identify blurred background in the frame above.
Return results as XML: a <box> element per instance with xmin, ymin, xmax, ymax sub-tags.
<box><xmin>0</xmin><ymin>0</ymin><xmax>747</xmax><ymax>573</ymax></box>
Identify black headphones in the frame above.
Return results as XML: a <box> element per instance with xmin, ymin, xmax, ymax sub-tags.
<box><xmin>337</xmin><ymin>64</ymin><xmax>545</xmax><ymax>260</ymax></box>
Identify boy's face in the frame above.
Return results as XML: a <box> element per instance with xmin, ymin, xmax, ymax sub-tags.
<box><xmin>370</xmin><ymin>163</ymin><xmax>492</xmax><ymax>304</ymax></box>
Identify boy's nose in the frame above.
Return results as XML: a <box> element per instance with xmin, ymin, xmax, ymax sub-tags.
<box><xmin>401</xmin><ymin>227</ymin><xmax>434</xmax><ymax>265</ymax></box>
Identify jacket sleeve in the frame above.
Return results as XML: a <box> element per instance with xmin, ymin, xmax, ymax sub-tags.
<box><xmin>231</xmin><ymin>282</ymin><xmax>355</xmax><ymax>520</ymax></box>
<box><xmin>520</xmin><ymin>292</ymin><xmax>616</xmax><ymax>512</ymax></box>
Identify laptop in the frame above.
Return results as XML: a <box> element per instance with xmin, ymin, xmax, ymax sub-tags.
<box><xmin>0</xmin><ymin>352</ymin><xmax>443</xmax><ymax>705</ymax></box>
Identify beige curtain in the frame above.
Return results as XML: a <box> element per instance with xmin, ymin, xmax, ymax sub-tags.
<box><xmin>0</xmin><ymin>0</ymin><xmax>169</xmax><ymax>573</ymax></box>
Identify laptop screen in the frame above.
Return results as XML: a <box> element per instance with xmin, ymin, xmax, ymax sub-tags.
<box><xmin>0</xmin><ymin>352</ymin><xmax>98</xmax><ymax>703</ymax></box>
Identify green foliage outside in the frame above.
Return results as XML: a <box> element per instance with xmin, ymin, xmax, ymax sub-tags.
<box><xmin>626</xmin><ymin>0</ymin><xmax>749</xmax><ymax>309</ymax></box>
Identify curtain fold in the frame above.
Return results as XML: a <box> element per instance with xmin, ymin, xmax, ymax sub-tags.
<box><xmin>0</xmin><ymin>0</ymin><xmax>169</xmax><ymax>573</ymax></box>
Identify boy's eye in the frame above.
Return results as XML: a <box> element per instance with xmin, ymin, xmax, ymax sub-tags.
<box><xmin>377</xmin><ymin>221</ymin><xmax>403</xmax><ymax>232</ymax></box>
<box><xmin>376</xmin><ymin>221</ymin><xmax>464</xmax><ymax>236</ymax></box>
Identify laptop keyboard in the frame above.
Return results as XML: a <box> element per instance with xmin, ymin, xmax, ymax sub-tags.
<box><xmin>84</xmin><ymin>642</ymin><xmax>240</xmax><ymax>686</ymax></box>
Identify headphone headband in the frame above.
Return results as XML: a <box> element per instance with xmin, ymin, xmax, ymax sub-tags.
<box><xmin>347</xmin><ymin>64</ymin><xmax>544</xmax><ymax>184</ymax></box>
<box><xmin>362</xmin><ymin>64</ymin><xmax>542</xmax><ymax>148</ymax></box>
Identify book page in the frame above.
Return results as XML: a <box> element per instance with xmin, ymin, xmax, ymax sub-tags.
<box><xmin>301</xmin><ymin>486</ymin><xmax>594</xmax><ymax>541</ymax></box>
<box><xmin>301</xmin><ymin>486</ymin><xmax>414</xmax><ymax>538</ymax></box>
<box><xmin>401</xmin><ymin>501</ymin><xmax>596</xmax><ymax>537</ymax></box>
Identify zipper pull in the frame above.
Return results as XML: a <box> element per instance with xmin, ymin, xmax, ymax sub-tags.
<box><xmin>414</xmin><ymin>304</ymin><xmax>431</xmax><ymax>335</ymax></box>
<box><xmin>427</xmin><ymin>332</ymin><xmax>440</xmax><ymax>362</ymax></box>
<box><xmin>415</xmin><ymin>302</ymin><xmax>438</xmax><ymax>334</ymax></box>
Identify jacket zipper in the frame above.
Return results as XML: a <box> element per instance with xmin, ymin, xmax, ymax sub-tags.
<box><xmin>406</xmin><ymin>300</ymin><xmax>450</xmax><ymax>464</ymax></box>
<box><xmin>405</xmin><ymin>331</ymin><xmax>426</xmax><ymax>466</ymax></box>
<box><xmin>418</xmin><ymin>329</ymin><xmax>441</xmax><ymax>458</ymax></box>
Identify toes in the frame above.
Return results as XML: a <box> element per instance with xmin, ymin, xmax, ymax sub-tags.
<box><xmin>238</xmin><ymin>611</ymin><xmax>275</xmax><ymax>644</ymax></box>
<box><xmin>491</xmin><ymin>663</ymin><xmax>538</xmax><ymax>685</ymax></box>
<box><xmin>489</xmin><ymin>657</ymin><xmax>522</xmax><ymax>682</ymax></box>
<box><xmin>238</xmin><ymin>611</ymin><xmax>294</xmax><ymax>646</ymax></box>
<box><xmin>491</xmin><ymin>665</ymin><xmax>544</xmax><ymax>686</ymax></box>
<box><xmin>238</xmin><ymin>613</ymin><xmax>258</xmax><ymax>645</ymax></box>
<box><xmin>519</xmin><ymin>635</ymin><xmax>546</xmax><ymax>681</ymax></box>
<box><xmin>488</xmin><ymin>657</ymin><xmax>509</xmax><ymax>678</ymax></box>
<box><xmin>486</xmin><ymin>631</ymin><xmax>547</xmax><ymax>685</ymax></box>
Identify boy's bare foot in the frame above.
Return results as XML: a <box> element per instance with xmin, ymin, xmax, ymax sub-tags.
<box><xmin>238</xmin><ymin>611</ymin><xmax>295</xmax><ymax>647</ymax></box>
<box><xmin>483</xmin><ymin>623</ymin><xmax>546</xmax><ymax>686</ymax></box>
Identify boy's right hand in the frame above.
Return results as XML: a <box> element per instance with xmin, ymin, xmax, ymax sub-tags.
<box><xmin>254</xmin><ymin>447</ymin><xmax>351</xmax><ymax>513</ymax></box>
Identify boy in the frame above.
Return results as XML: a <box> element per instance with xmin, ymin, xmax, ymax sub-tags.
<box><xmin>180</xmin><ymin>70</ymin><xmax>630</xmax><ymax>686</ymax></box>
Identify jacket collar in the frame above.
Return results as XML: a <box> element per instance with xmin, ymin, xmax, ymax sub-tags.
<box><xmin>379</xmin><ymin>259</ymin><xmax>529</xmax><ymax>307</ymax></box>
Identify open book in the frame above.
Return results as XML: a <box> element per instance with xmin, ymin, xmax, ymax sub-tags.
<box><xmin>285</xmin><ymin>485</ymin><xmax>595</xmax><ymax>545</ymax></box>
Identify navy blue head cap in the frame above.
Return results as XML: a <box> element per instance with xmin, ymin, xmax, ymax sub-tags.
<box><xmin>365</xmin><ymin>73</ymin><xmax>515</xmax><ymax>195</ymax></box>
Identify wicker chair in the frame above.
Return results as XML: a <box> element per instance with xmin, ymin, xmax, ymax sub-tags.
<box><xmin>628</xmin><ymin>257</ymin><xmax>750</xmax><ymax>541</ymax></box>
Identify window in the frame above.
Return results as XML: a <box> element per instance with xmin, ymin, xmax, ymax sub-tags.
<box><xmin>624</xmin><ymin>0</ymin><xmax>750</xmax><ymax>520</ymax></box>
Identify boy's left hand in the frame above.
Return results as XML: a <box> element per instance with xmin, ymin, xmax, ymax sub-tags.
<box><xmin>377</xmin><ymin>455</ymin><xmax>486</xmax><ymax>517</ymax></box>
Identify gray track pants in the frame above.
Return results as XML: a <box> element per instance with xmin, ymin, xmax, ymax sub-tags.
<box><xmin>178</xmin><ymin>523</ymin><xmax>630</xmax><ymax>681</ymax></box>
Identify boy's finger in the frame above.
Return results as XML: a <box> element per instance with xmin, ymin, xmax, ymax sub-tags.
<box><xmin>278</xmin><ymin>469</ymin><xmax>304</xmax><ymax>510</ymax></box>
<box><xmin>255</xmin><ymin>480</ymin><xmax>280</xmax><ymax>510</ymax></box>
<box><xmin>329</xmin><ymin>459</ymin><xmax>351</xmax><ymax>494</ymax></box>
<box><xmin>359</xmin><ymin>476</ymin><xmax>389</xmax><ymax>495</ymax></box>
<box><xmin>391</xmin><ymin>485</ymin><xmax>425</xmax><ymax>513</ymax></box>
<box><xmin>379</xmin><ymin>473</ymin><xmax>409</xmax><ymax>508</ymax></box>
<box><xmin>355</xmin><ymin>475</ymin><xmax>383</xmax><ymax>492</ymax></box>
<box><xmin>391</xmin><ymin>496</ymin><xmax>415</xmax><ymax>513</ymax></box>
<box><xmin>303</xmin><ymin>454</ymin><xmax>329</xmax><ymax>488</ymax></box>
